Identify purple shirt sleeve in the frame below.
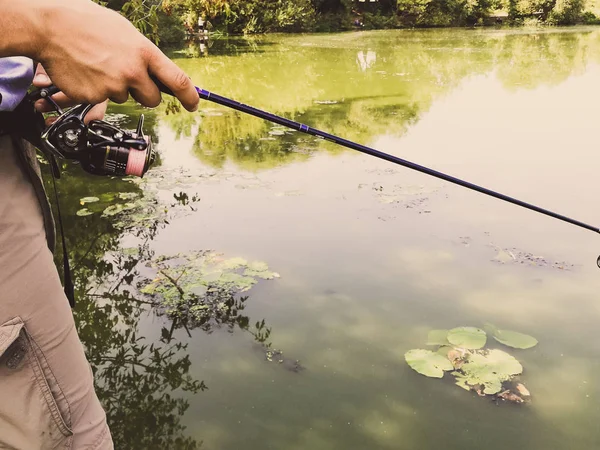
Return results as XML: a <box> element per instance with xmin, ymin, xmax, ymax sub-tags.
<box><xmin>0</xmin><ymin>57</ymin><xmax>35</xmax><ymax>112</ymax></box>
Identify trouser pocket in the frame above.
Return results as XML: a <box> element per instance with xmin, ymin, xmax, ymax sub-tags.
<box><xmin>0</xmin><ymin>316</ymin><xmax>73</xmax><ymax>450</ymax></box>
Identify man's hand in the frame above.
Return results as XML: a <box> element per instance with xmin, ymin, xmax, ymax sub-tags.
<box><xmin>30</xmin><ymin>0</ymin><xmax>199</xmax><ymax>112</ymax></box>
<box><xmin>32</xmin><ymin>64</ymin><xmax>108</xmax><ymax>127</ymax></box>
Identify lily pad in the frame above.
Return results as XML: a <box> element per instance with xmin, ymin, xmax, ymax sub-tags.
<box><xmin>447</xmin><ymin>327</ymin><xmax>487</xmax><ymax>349</ymax></box>
<box><xmin>140</xmin><ymin>251</ymin><xmax>281</xmax><ymax>324</ymax></box>
<box><xmin>221</xmin><ymin>257</ymin><xmax>248</xmax><ymax>270</ymax></box>
<box><xmin>218</xmin><ymin>272</ymin><xmax>257</xmax><ymax>292</ymax></box>
<box><xmin>436</xmin><ymin>346</ymin><xmax>453</xmax><ymax>357</ymax></box>
<box><xmin>427</xmin><ymin>329</ymin><xmax>450</xmax><ymax>346</ymax></box>
<box><xmin>98</xmin><ymin>193</ymin><xmax>117</xmax><ymax>202</ymax></box>
<box><xmin>405</xmin><ymin>349</ymin><xmax>454</xmax><ymax>378</ymax></box>
<box><xmin>483</xmin><ymin>379</ymin><xmax>503</xmax><ymax>395</ymax></box>
<box><xmin>80</xmin><ymin>196</ymin><xmax>99</xmax><ymax>204</ymax></box>
<box><xmin>483</xmin><ymin>322</ymin><xmax>499</xmax><ymax>336</ymax></box>
<box><xmin>456</xmin><ymin>349</ymin><xmax>523</xmax><ymax>394</ymax></box>
<box><xmin>493</xmin><ymin>329</ymin><xmax>538</xmax><ymax>349</ymax></box>
<box><xmin>118</xmin><ymin>192</ymin><xmax>139</xmax><ymax>200</ymax></box>
<box><xmin>76</xmin><ymin>208</ymin><xmax>93</xmax><ymax>217</ymax></box>
<box><xmin>102</xmin><ymin>202</ymin><xmax>137</xmax><ymax>217</ymax></box>
<box><xmin>247</xmin><ymin>261</ymin><xmax>269</xmax><ymax>272</ymax></box>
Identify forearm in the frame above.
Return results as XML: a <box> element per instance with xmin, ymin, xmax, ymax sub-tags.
<box><xmin>0</xmin><ymin>0</ymin><xmax>198</xmax><ymax>110</ymax></box>
<box><xmin>0</xmin><ymin>0</ymin><xmax>44</xmax><ymax>59</ymax></box>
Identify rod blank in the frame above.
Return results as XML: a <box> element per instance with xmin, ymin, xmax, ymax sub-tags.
<box><xmin>192</xmin><ymin>87</ymin><xmax>599</xmax><ymax>235</ymax></box>
<box><xmin>152</xmin><ymin>77</ymin><xmax>599</xmax><ymax>236</ymax></box>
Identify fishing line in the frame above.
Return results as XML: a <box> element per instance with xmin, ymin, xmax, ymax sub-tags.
<box><xmin>160</xmin><ymin>79</ymin><xmax>600</xmax><ymax>267</ymax></box>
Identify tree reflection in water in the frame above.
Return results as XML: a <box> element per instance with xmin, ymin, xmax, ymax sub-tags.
<box><xmin>44</xmin><ymin>164</ymin><xmax>284</xmax><ymax>449</ymax></box>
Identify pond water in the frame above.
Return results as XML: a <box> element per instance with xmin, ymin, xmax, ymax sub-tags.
<box><xmin>51</xmin><ymin>27</ymin><xmax>600</xmax><ymax>449</ymax></box>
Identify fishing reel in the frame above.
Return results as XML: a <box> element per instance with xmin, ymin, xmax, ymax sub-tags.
<box><xmin>34</xmin><ymin>87</ymin><xmax>155</xmax><ymax>177</ymax></box>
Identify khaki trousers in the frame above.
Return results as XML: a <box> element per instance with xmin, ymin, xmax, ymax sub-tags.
<box><xmin>0</xmin><ymin>135</ymin><xmax>113</xmax><ymax>449</ymax></box>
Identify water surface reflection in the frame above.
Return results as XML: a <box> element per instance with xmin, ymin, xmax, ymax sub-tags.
<box><xmin>48</xmin><ymin>28</ymin><xmax>600</xmax><ymax>449</ymax></box>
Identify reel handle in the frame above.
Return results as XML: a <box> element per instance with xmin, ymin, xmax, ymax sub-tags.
<box><xmin>29</xmin><ymin>85</ymin><xmax>61</xmax><ymax>102</ymax></box>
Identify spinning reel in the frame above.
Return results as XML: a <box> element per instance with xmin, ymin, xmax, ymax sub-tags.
<box><xmin>33</xmin><ymin>86</ymin><xmax>155</xmax><ymax>177</ymax></box>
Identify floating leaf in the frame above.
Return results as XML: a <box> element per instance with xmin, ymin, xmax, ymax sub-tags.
<box><xmin>118</xmin><ymin>192</ymin><xmax>139</xmax><ymax>200</ymax></box>
<box><xmin>436</xmin><ymin>346</ymin><xmax>453</xmax><ymax>357</ymax></box>
<box><xmin>80</xmin><ymin>196</ymin><xmax>99</xmax><ymax>204</ymax></box>
<box><xmin>427</xmin><ymin>329</ymin><xmax>450</xmax><ymax>346</ymax></box>
<box><xmin>247</xmin><ymin>261</ymin><xmax>269</xmax><ymax>272</ymax></box>
<box><xmin>483</xmin><ymin>379</ymin><xmax>502</xmax><ymax>395</ymax></box>
<box><xmin>456</xmin><ymin>350</ymin><xmax>523</xmax><ymax>394</ymax></box>
<box><xmin>455</xmin><ymin>378</ymin><xmax>471</xmax><ymax>391</ymax></box>
<box><xmin>102</xmin><ymin>202</ymin><xmax>137</xmax><ymax>217</ymax></box>
<box><xmin>246</xmin><ymin>269</ymin><xmax>280</xmax><ymax>280</ymax></box>
<box><xmin>405</xmin><ymin>349</ymin><xmax>454</xmax><ymax>378</ymax></box>
<box><xmin>493</xmin><ymin>329</ymin><xmax>538</xmax><ymax>349</ymax></box>
<box><xmin>472</xmin><ymin>350</ymin><xmax>523</xmax><ymax>376</ymax></box>
<box><xmin>243</xmin><ymin>260</ymin><xmax>280</xmax><ymax>279</ymax></box>
<box><xmin>103</xmin><ymin>204</ymin><xmax>125</xmax><ymax>217</ymax></box>
<box><xmin>99</xmin><ymin>193</ymin><xmax>117</xmax><ymax>202</ymax></box>
<box><xmin>218</xmin><ymin>272</ymin><xmax>257</xmax><ymax>292</ymax></box>
<box><xmin>447</xmin><ymin>327</ymin><xmax>487</xmax><ymax>349</ymax></box>
<box><xmin>76</xmin><ymin>208</ymin><xmax>93</xmax><ymax>217</ymax></box>
<box><xmin>221</xmin><ymin>257</ymin><xmax>247</xmax><ymax>270</ymax></box>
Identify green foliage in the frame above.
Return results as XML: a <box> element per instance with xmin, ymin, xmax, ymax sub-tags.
<box><xmin>405</xmin><ymin>326</ymin><xmax>537</xmax><ymax>401</ymax></box>
<box><xmin>163</xmin><ymin>0</ymin><xmax>317</xmax><ymax>34</ymax></box>
<box><xmin>581</xmin><ymin>11</ymin><xmax>600</xmax><ymax>23</ymax></box>
<box><xmin>361</xmin><ymin>11</ymin><xmax>402</xmax><ymax>29</ymax></box>
<box><xmin>92</xmin><ymin>0</ymin><xmax>162</xmax><ymax>43</ymax></box>
<box><xmin>485</xmin><ymin>323</ymin><xmax>539</xmax><ymax>349</ymax></box>
<box><xmin>454</xmin><ymin>350</ymin><xmax>523</xmax><ymax>394</ymax></box>
<box><xmin>80</xmin><ymin>196</ymin><xmax>100</xmax><ymax>204</ymax></box>
<box><xmin>93</xmin><ymin>0</ymin><xmax>599</xmax><ymax>36</ymax></box>
<box><xmin>42</xmin><ymin>152</ymin><xmax>295</xmax><ymax>446</ymax></box>
<box><xmin>156</xmin><ymin>9</ymin><xmax>188</xmax><ymax>46</ymax></box>
<box><xmin>404</xmin><ymin>349</ymin><xmax>454</xmax><ymax>378</ymax></box>
<box><xmin>397</xmin><ymin>0</ymin><xmax>502</xmax><ymax>26</ymax></box>
<box><xmin>140</xmin><ymin>251</ymin><xmax>280</xmax><ymax>323</ymax></box>
<box><xmin>426</xmin><ymin>329</ymin><xmax>451</xmax><ymax>346</ymax></box>
<box><xmin>447</xmin><ymin>327</ymin><xmax>487</xmax><ymax>349</ymax></box>
<box><xmin>548</xmin><ymin>0</ymin><xmax>586</xmax><ymax>23</ymax></box>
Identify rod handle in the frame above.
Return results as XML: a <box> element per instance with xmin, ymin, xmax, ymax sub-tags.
<box><xmin>150</xmin><ymin>75</ymin><xmax>175</xmax><ymax>97</ymax></box>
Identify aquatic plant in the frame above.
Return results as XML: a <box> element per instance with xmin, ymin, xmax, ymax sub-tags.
<box><xmin>139</xmin><ymin>251</ymin><xmax>280</xmax><ymax>324</ymax></box>
<box><xmin>405</xmin><ymin>325</ymin><xmax>537</xmax><ymax>403</ymax></box>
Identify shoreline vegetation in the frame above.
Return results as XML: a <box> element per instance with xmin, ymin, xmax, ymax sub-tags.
<box><xmin>97</xmin><ymin>0</ymin><xmax>600</xmax><ymax>46</ymax></box>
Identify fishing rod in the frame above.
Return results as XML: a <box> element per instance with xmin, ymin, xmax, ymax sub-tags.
<box><xmin>29</xmin><ymin>81</ymin><xmax>600</xmax><ymax>267</ymax></box>
<box><xmin>152</xmin><ymin>80</ymin><xmax>600</xmax><ymax>264</ymax></box>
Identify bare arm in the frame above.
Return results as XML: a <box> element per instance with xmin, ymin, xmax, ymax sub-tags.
<box><xmin>0</xmin><ymin>0</ymin><xmax>198</xmax><ymax>111</ymax></box>
<box><xmin>0</xmin><ymin>0</ymin><xmax>43</xmax><ymax>58</ymax></box>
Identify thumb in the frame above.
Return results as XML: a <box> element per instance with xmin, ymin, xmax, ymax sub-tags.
<box><xmin>33</xmin><ymin>64</ymin><xmax>52</xmax><ymax>87</ymax></box>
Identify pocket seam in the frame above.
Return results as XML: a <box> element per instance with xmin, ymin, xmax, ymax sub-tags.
<box><xmin>23</xmin><ymin>329</ymin><xmax>74</xmax><ymax>438</ymax></box>
<box><xmin>29</xmin><ymin>334</ymin><xmax>73</xmax><ymax>430</ymax></box>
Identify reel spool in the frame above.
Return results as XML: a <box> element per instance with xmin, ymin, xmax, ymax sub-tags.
<box><xmin>39</xmin><ymin>99</ymin><xmax>155</xmax><ymax>177</ymax></box>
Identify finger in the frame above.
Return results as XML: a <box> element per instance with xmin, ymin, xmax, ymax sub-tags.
<box><xmin>109</xmin><ymin>90</ymin><xmax>130</xmax><ymax>104</ymax></box>
<box><xmin>33</xmin><ymin>64</ymin><xmax>52</xmax><ymax>88</ymax></box>
<box><xmin>83</xmin><ymin>101</ymin><xmax>109</xmax><ymax>124</ymax></box>
<box><xmin>34</xmin><ymin>93</ymin><xmax>77</xmax><ymax>112</ymax></box>
<box><xmin>129</xmin><ymin>76</ymin><xmax>162</xmax><ymax>109</ymax></box>
<box><xmin>45</xmin><ymin>116</ymin><xmax>59</xmax><ymax>127</ymax></box>
<box><xmin>146</xmin><ymin>47</ymin><xmax>198</xmax><ymax>112</ymax></box>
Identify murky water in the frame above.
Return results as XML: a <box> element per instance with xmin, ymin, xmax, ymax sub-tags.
<box><xmin>52</xmin><ymin>28</ymin><xmax>600</xmax><ymax>449</ymax></box>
